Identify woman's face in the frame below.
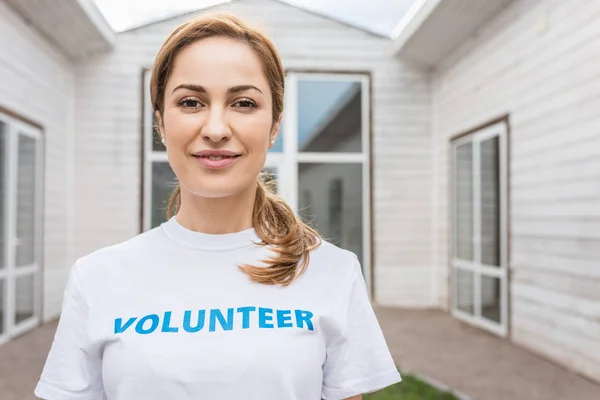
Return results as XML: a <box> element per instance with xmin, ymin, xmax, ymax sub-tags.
<box><xmin>157</xmin><ymin>36</ymin><xmax>280</xmax><ymax>199</ymax></box>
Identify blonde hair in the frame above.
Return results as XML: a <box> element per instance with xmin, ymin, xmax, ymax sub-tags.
<box><xmin>150</xmin><ymin>11</ymin><xmax>321</xmax><ymax>285</ymax></box>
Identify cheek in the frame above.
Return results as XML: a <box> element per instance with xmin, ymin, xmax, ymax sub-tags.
<box><xmin>235</xmin><ymin>116</ymin><xmax>272</xmax><ymax>151</ymax></box>
<box><xmin>163</xmin><ymin>111</ymin><xmax>200</xmax><ymax>143</ymax></box>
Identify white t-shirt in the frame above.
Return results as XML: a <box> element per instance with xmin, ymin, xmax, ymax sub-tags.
<box><xmin>35</xmin><ymin>217</ymin><xmax>401</xmax><ymax>400</ymax></box>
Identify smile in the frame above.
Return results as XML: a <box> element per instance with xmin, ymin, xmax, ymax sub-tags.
<box><xmin>193</xmin><ymin>154</ymin><xmax>241</xmax><ymax>169</ymax></box>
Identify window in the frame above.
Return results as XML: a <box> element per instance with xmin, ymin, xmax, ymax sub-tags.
<box><xmin>451</xmin><ymin>119</ymin><xmax>508</xmax><ymax>337</ymax></box>
<box><xmin>142</xmin><ymin>70</ymin><xmax>177</xmax><ymax>230</ymax></box>
<box><xmin>0</xmin><ymin>112</ymin><xmax>43</xmax><ymax>345</ymax></box>
<box><xmin>290</xmin><ymin>73</ymin><xmax>370</xmax><ymax>283</ymax></box>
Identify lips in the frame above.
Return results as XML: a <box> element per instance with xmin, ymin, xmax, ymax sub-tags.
<box><xmin>198</xmin><ymin>155</ymin><xmax>238</xmax><ymax>160</ymax></box>
<box><xmin>192</xmin><ymin>150</ymin><xmax>241</xmax><ymax>169</ymax></box>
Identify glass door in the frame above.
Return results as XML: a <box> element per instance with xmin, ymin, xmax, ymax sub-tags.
<box><xmin>0</xmin><ymin>115</ymin><xmax>43</xmax><ymax>344</ymax></box>
<box><xmin>451</xmin><ymin>120</ymin><xmax>508</xmax><ymax>337</ymax></box>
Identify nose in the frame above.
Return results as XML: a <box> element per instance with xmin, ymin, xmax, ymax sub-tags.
<box><xmin>202</xmin><ymin>106</ymin><xmax>232</xmax><ymax>142</ymax></box>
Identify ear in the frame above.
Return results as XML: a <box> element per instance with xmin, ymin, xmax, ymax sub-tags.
<box><xmin>268</xmin><ymin>114</ymin><xmax>283</xmax><ymax>149</ymax></box>
<box><xmin>155</xmin><ymin>110</ymin><xmax>166</xmax><ymax>143</ymax></box>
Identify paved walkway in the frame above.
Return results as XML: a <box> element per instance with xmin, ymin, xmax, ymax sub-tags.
<box><xmin>377</xmin><ymin>308</ymin><xmax>600</xmax><ymax>400</ymax></box>
<box><xmin>2</xmin><ymin>308</ymin><xmax>600</xmax><ymax>400</ymax></box>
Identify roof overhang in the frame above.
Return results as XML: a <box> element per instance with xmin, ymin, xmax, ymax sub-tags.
<box><xmin>5</xmin><ymin>0</ymin><xmax>115</xmax><ymax>61</ymax></box>
<box><xmin>392</xmin><ymin>0</ymin><xmax>513</xmax><ymax>68</ymax></box>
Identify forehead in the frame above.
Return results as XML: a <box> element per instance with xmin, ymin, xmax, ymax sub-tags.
<box><xmin>167</xmin><ymin>36</ymin><xmax>268</xmax><ymax>90</ymax></box>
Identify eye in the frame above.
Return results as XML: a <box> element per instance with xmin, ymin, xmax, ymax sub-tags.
<box><xmin>233</xmin><ymin>98</ymin><xmax>258</xmax><ymax>108</ymax></box>
<box><xmin>179</xmin><ymin>98</ymin><xmax>203</xmax><ymax>109</ymax></box>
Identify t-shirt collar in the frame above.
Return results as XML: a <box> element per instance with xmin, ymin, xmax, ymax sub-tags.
<box><xmin>161</xmin><ymin>216</ymin><xmax>260</xmax><ymax>251</ymax></box>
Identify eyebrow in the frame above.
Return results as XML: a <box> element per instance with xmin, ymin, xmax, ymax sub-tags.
<box><xmin>171</xmin><ymin>84</ymin><xmax>263</xmax><ymax>95</ymax></box>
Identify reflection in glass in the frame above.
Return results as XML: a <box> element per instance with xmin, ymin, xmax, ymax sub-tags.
<box><xmin>297</xmin><ymin>80</ymin><xmax>362</xmax><ymax>152</ymax></box>
<box><xmin>0</xmin><ymin>123</ymin><xmax>5</xmax><ymax>270</ymax></box>
<box><xmin>151</xmin><ymin>162</ymin><xmax>177</xmax><ymax>228</ymax></box>
<box><xmin>481</xmin><ymin>275</ymin><xmax>501</xmax><ymax>323</ymax></box>
<box><xmin>456</xmin><ymin>269</ymin><xmax>474</xmax><ymax>315</ymax></box>
<box><xmin>17</xmin><ymin>135</ymin><xmax>37</xmax><ymax>266</ymax></box>
<box><xmin>455</xmin><ymin>143</ymin><xmax>473</xmax><ymax>261</ymax></box>
<box><xmin>15</xmin><ymin>274</ymin><xmax>34</xmax><ymax>324</ymax></box>
<box><xmin>0</xmin><ymin>280</ymin><xmax>4</xmax><ymax>334</ymax></box>
<box><xmin>298</xmin><ymin>163</ymin><xmax>363</xmax><ymax>266</ymax></box>
<box><xmin>481</xmin><ymin>137</ymin><xmax>500</xmax><ymax>267</ymax></box>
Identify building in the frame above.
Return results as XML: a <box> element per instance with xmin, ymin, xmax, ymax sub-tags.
<box><xmin>0</xmin><ymin>0</ymin><xmax>598</xmax><ymax>384</ymax></box>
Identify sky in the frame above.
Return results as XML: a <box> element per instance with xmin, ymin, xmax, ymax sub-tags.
<box><xmin>92</xmin><ymin>0</ymin><xmax>415</xmax><ymax>37</ymax></box>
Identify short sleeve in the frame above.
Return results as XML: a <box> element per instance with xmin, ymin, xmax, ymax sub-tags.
<box><xmin>35</xmin><ymin>263</ymin><xmax>104</xmax><ymax>400</ymax></box>
<box><xmin>321</xmin><ymin>255</ymin><xmax>401</xmax><ymax>399</ymax></box>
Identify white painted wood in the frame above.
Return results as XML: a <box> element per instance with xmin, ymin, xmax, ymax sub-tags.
<box><xmin>4</xmin><ymin>0</ymin><xmax>115</xmax><ymax>60</ymax></box>
<box><xmin>393</xmin><ymin>0</ymin><xmax>514</xmax><ymax>67</ymax></box>
<box><xmin>0</xmin><ymin>1</ymin><xmax>76</xmax><ymax>324</ymax></box>
<box><xmin>73</xmin><ymin>0</ymin><xmax>434</xmax><ymax>307</ymax></box>
<box><xmin>431</xmin><ymin>0</ymin><xmax>600</xmax><ymax>381</ymax></box>
<box><xmin>513</xmin><ymin>267</ymin><xmax>600</xmax><ymax>302</ymax></box>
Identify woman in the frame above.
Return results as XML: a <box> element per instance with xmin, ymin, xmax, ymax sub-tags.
<box><xmin>35</xmin><ymin>11</ymin><xmax>401</xmax><ymax>400</ymax></box>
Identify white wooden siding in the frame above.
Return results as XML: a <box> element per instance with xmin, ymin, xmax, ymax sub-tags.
<box><xmin>73</xmin><ymin>0</ymin><xmax>434</xmax><ymax>306</ymax></box>
<box><xmin>0</xmin><ymin>2</ymin><xmax>76</xmax><ymax>320</ymax></box>
<box><xmin>432</xmin><ymin>0</ymin><xmax>600</xmax><ymax>381</ymax></box>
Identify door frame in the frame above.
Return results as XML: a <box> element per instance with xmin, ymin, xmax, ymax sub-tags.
<box><xmin>450</xmin><ymin>119</ymin><xmax>509</xmax><ymax>337</ymax></box>
<box><xmin>0</xmin><ymin>112</ymin><xmax>44</xmax><ymax>345</ymax></box>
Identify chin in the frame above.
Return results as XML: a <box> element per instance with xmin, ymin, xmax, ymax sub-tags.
<box><xmin>185</xmin><ymin>180</ymin><xmax>251</xmax><ymax>200</ymax></box>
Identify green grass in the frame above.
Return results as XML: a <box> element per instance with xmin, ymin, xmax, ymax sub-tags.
<box><xmin>364</xmin><ymin>374</ymin><xmax>460</xmax><ymax>400</ymax></box>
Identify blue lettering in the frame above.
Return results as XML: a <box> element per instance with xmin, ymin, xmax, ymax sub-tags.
<box><xmin>161</xmin><ymin>311</ymin><xmax>179</xmax><ymax>333</ymax></box>
<box><xmin>237</xmin><ymin>306</ymin><xmax>256</xmax><ymax>329</ymax></box>
<box><xmin>295</xmin><ymin>310</ymin><xmax>314</xmax><ymax>331</ymax></box>
<box><xmin>209</xmin><ymin>308</ymin><xmax>234</xmax><ymax>332</ymax></box>
<box><xmin>259</xmin><ymin>307</ymin><xmax>274</xmax><ymax>328</ymax></box>
<box><xmin>183</xmin><ymin>310</ymin><xmax>206</xmax><ymax>333</ymax></box>
<box><xmin>135</xmin><ymin>314</ymin><xmax>160</xmax><ymax>334</ymax></box>
<box><xmin>115</xmin><ymin>308</ymin><xmax>315</xmax><ymax>335</ymax></box>
<box><xmin>114</xmin><ymin>317</ymin><xmax>137</xmax><ymax>334</ymax></box>
<box><xmin>276</xmin><ymin>310</ymin><xmax>293</xmax><ymax>328</ymax></box>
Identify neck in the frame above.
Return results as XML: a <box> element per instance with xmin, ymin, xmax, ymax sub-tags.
<box><xmin>175</xmin><ymin>184</ymin><xmax>257</xmax><ymax>235</ymax></box>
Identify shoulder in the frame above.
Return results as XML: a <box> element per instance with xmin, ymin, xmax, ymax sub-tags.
<box><xmin>301</xmin><ymin>238</ymin><xmax>362</xmax><ymax>287</ymax></box>
<box><xmin>310</xmin><ymin>239</ymin><xmax>358</xmax><ymax>268</ymax></box>
<box><xmin>70</xmin><ymin>226</ymin><xmax>166</xmax><ymax>282</ymax></box>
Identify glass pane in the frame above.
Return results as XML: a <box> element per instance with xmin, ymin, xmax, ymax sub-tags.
<box><xmin>455</xmin><ymin>142</ymin><xmax>473</xmax><ymax>261</ymax></box>
<box><xmin>481</xmin><ymin>275</ymin><xmax>501</xmax><ymax>323</ymax></box>
<box><xmin>151</xmin><ymin>162</ymin><xmax>177</xmax><ymax>228</ymax></box>
<box><xmin>16</xmin><ymin>134</ymin><xmax>37</xmax><ymax>266</ymax></box>
<box><xmin>0</xmin><ymin>123</ymin><xmax>5</xmax><ymax>270</ymax></box>
<box><xmin>0</xmin><ymin>279</ymin><xmax>4</xmax><ymax>335</ymax></box>
<box><xmin>261</xmin><ymin>167</ymin><xmax>278</xmax><ymax>194</ymax></box>
<box><xmin>456</xmin><ymin>269</ymin><xmax>474</xmax><ymax>315</ymax></box>
<box><xmin>151</xmin><ymin>113</ymin><xmax>166</xmax><ymax>152</ymax></box>
<box><xmin>15</xmin><ymin>274</ymin><xmax>35</xmax><ymax>324</ymax></box>
<box><xmin>480</xmin><ymin>137</ymin><xmax>500</xmax><ymax>266</ymax></box>
<box><xmin>298</xmin><ymin>163</ymin><xmax>364</xmax><ymax>266</ymax></box>
<box><xmin>297</xmin><ymin>80</ymin><xmax>362</xmax><ymax>152</ymax></box>
<box><xmin>15</xmin><ymin>274</ymin><xmax>34</xmax><ymax>324</ymax></box>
